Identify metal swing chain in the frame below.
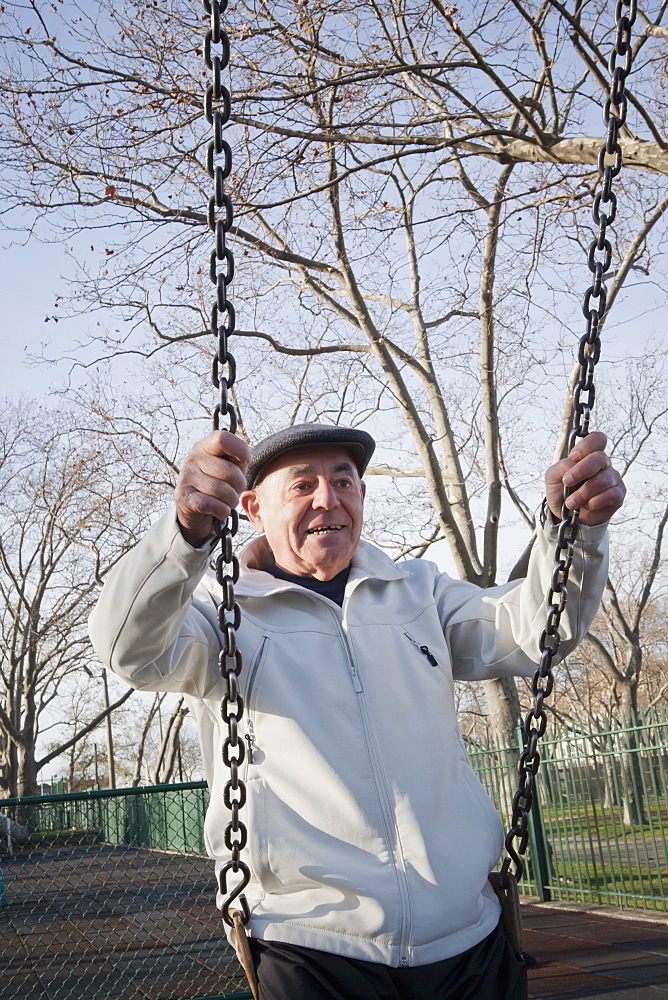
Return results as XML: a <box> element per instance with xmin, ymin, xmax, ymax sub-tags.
<box><xmin>201</xmin><ymin>0</ymin><xmax>250</xmax><ymax>927</ymax></box>
<box><xmin>501</xmin><ymin>0</ymin><xmax>637</xmax><ymax>886</ymax></box>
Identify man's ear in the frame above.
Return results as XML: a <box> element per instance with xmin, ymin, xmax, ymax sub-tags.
<box><xmin>240</xmin><ymin>490</ymin><xmax>263</xmax><ymax>533</ymax></box>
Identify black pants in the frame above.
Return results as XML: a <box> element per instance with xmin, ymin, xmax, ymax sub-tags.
<box><xmin>249</xmin><ymin>920</ymin><xmax>528</xmax><ymax>1000</ymax></box>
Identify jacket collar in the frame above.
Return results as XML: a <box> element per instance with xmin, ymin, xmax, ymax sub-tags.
<box><xmin>236</xmin><ymin>535</ymin><xmax>408</xmax><ymax>598</ymax></box>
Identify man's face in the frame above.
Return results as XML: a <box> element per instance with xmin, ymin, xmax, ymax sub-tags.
<box><xmin>240</xmin><ymin>445</ymin><xmax>366</xmax><ymax>581</ymax></box>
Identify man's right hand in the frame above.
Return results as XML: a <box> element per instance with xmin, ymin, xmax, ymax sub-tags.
<box><xmin>174</xmin><ymin>431</ymin><xmax>250</xmax><ymax>548</ymax></box>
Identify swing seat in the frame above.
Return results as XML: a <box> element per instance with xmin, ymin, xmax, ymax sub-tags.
<box><xmin>488</xmin><ymin>871</ymin><xmax>523</xmax><ymax>955</ymax></box>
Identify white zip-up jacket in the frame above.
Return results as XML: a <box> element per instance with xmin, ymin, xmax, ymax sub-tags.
<box><xmin>89</xmin><ymin>506</ymin><xmax>608</xmax><ymax>968</ymax></box>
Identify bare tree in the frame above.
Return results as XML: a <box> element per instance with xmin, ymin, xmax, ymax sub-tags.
<box><xmin>121</xmin><ymin>692</ymin><xmax>201</xmax><ymax>786</ymax></box>
<box><xmin>131</xmin><ymin>693</ymin><xmax>167</xmax><ymax>787</ymax></box>
<box><xmin>593</xmin><ymin>510</ymin><xmax>668</xmax><ymax>717</ymax></box>
<box><xmin>2</xmin><ymin>0</ymin><xmax>668</xmax><ymax>740</ymax></box>
<box><xmin>572</xmin><ymin>510</ymin><xmax>667</xmax><ymax>824</ymax></box>
<box><xmin>150</xmin><ymin>697</ymin><xmax>188</xmax><ymax>784</ymax></box>
<box><xmin>45</xmin><ymin>682</ymin><xmax>106</xmax><ymax>792</ymax></box>
<box><xmin>0</xmin><ymin>399</ymin><xmax>161</xmax><ymax>796</ymax></box>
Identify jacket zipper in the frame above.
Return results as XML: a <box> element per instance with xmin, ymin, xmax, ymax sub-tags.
<box><xmin>404</xmin><ymin>631</ymin><xmax>438</xmax><ymax>666</ymax></box>
<box><xmin>244</xmin><ymin>635</ymin><xmax>269</xmax><ymax>765</ymax></box>
<box><xmin>328</xmin><ymin>605</ymin><xmax>412</xmax><ymax>966</ymax></box>
<box><xmin>245</xmin><ymin>721</ymin><xmax>258</xmax><ymax>764</ymax></box>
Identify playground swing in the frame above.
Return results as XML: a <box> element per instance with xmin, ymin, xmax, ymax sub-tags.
<box><xmin>199</xmin><ymin>1</ymin><xmax>637</xmax><ymax>995</ymax></box>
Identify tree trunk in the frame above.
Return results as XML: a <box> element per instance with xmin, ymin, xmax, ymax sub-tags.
<box><xmin>0</xmin><ymin>723</ymin><xmax>10</xmax><ymax>794</ymax></box>
<box><xmin>160</xmin><ymin>709</ymin><xmax>188</xmax><ymax>785</ymax></box>
<box><xmin>17</xmin><ymin>744</ymin><xmax>39</xmax><ymax>798</ymax></box>
<box><xmin>602</xmin><ymin>747</ymin><xmax>620</xmax><ymax>810</ymax></box>
<box><xmin>482</xmin><ymin>676</ymin><xmax>521</xmax><ymax>745</ymax></box>
<box><xmin>152</xmin><ymin>697</ymin><xmax>186</xmax><ymax>785</ymax></box>
<box><xmin>618</xmin><ymin>683</ymin><xmax>647</xmax><ymax>827</ymax></box>
<box><xmin>132</xmin><ymin>694</ymin><xmax>163</xmax><ymax>786</ymax></box>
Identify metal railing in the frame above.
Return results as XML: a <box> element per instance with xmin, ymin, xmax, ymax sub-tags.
<box><xmin>1</xmin><ymin>712</ymin><xmax>667</xmax><ymax>999</ymax></box>
<box><xmin>470</xmin><ymin>708</ymin><xmax>668</xmax><ymax>911</ymax></box>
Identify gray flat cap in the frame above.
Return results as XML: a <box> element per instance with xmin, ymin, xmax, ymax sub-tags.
<box><xmin>246</xmin><ymin>423</ymin><xmax>376</xmax><ymax>489</ymax></box>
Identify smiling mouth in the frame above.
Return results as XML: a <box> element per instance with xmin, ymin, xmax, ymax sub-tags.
<box><xmin>305</xmin><ymin>525</ymin><xmax>345</xmax><ymax>535</ymax></box>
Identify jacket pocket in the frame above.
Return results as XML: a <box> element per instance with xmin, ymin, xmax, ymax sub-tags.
<box><xmin>403</xmin><ymin>628</ymin><xmax>440</xmax><ymax>667</ymax></box>
<box><xmin>246</xmin><ymin>633</ymin><xmax>270</xmax><ymax>710</ymax></box>
<box><xmin>245</xmin><ymin>774</ymin><xmax>273</xmax><ymax>891</ymax></box>
<box><xmin>459</xmin><ymin>759</ymin><xmax>505</xmax><ymax>863</ymax></box>
<box><xmin>244</xmin><ymin>634</ymin><xmax>270</xmax><ymax>770</ymax></box>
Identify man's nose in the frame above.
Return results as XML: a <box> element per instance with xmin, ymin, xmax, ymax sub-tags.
<box><xmin>312</xmin><ymin>479</ymin><xmax>339</xmax><ymax>508</ymax></box>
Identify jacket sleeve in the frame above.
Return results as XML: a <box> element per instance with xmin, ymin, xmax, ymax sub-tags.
<box><xmin>434</xmin><ymin>518</ymin><xmax>609</xmax><ymax>681</ymax></box>
<box><xmin>88</xmin><ymin>505</ymin><xmax>224</xmax><ymax>699</ymax></box>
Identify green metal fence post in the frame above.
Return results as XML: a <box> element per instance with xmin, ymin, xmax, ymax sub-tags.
<box><xmin>528</xmin><ymin>773</ymin><xmax>552</xmax><ymax>902</ymax></box>
<box><xmin>517</xmin><ymin>724</ymin><xmax>552</xmax><ymax>901</ymax></box>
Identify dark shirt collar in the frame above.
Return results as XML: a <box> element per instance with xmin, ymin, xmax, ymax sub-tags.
<box><xmin>265</xmin><ymin>563</ymin><xmax>351</xmax><ymax>607</ymax></box>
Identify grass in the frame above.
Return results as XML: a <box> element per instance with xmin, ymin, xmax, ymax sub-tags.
<box><xmin>473</xmin><ymin>758</ymin><xmax>668</xmax><ymax>915</ymax></box>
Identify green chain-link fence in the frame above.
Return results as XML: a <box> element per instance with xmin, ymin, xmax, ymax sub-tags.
<box><xmin>2</xmin><ymin>711</ymin><xmax>667</xmax><ymax>999</ymax></box>
<box><xmin>0</xmin><ymin>782</ymin><xmax>250</xmax><ymax>1000</ymax></box>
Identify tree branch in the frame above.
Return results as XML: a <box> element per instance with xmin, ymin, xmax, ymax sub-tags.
<box><xmin>36</xmin><ymin>686</ymin><xmax>134</xmax><ymax>770</ymax></box>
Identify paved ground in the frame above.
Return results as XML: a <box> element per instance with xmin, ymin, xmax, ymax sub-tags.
<box><xmin>524</xmin><ymin>902</ymin><xmax>668</xmax><ymax>999</ymax></box>
<box><xmin>2</xmin><ymin>843</ymin><xmax>668</xmax><ymax>999</ymax></box>
<box><xmin>0</xmin><ymin>843</ymin><xmax>248</xmax><ymax>1000</ymax></box>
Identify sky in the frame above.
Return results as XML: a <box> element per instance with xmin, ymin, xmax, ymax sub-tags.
<box><xmin>0</xmin><ymin>240</ymin><xmax>77</xmax><ymax>398</ymax></box>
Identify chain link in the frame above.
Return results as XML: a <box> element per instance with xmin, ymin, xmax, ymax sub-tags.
<box><xmin>201</xmin><ymin>0</ymin><xmax>250</xmax><ymax>927</ymax></box>
<box><xmin>501</xmin><ymin>0</ymin><xmax>637</xmax><ymax>887</ymax></box>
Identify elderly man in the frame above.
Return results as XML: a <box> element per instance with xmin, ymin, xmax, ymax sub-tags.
<box><xmin>89</xmin><ymin>423</ymin><xmax>624</xmax><ymax>1000</ymax></box>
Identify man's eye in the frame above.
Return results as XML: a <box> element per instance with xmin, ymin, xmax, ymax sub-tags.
<box><xmin>336</xmin><ymin>479</ymin><xmax>352</xmax><ymax>488</ymax></box>
<box><xmin>294</xmin><ymin>482</ymin><xmax>311</xmax><ymax>492</ymax></box>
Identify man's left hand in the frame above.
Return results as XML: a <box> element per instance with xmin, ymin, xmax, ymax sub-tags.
<box><xmin>545</xmin><ymin>431</ymin><xmax>626</xmax><ymax>527</ymax></box>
